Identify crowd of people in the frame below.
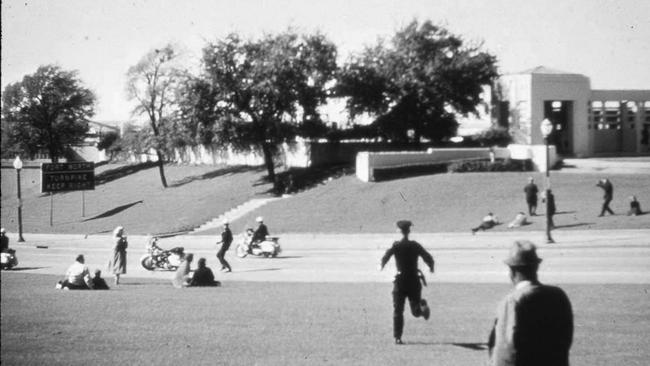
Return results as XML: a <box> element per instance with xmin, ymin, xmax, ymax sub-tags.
<box><xmin>470</xmin><ymin>176</ymin><xmax>644</xmax><ymax>235</ymax></box>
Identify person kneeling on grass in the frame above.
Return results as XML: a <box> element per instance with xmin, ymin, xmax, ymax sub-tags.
<box><xmin>57</xmin><ymin>254</ymin><xmax>93</xmax><ymax>290</ymax></box>
<box><xmin>172</xmin><ymin>253</ymin><xmax>194</xmax><ymax>288</ymax></box>
<box><xmin>190</xmin><ymin>258</ymin><xmax>221</xmax><ymax>287</ymax></box>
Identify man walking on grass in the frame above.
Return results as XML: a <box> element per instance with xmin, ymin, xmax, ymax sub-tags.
<box><xmin>380</xmin><ymin>220</ymin><xmax>435</xmax><ymax>345</ymax></box>
<box><xmin>216</xmin><ymin>222</ymin><xmax>233</xmax><ymax>272</ymax></box>
<box><xmin>488</xmin><ymin>240</ymin><xmax>573</xmax><ymax>366</ymax></box>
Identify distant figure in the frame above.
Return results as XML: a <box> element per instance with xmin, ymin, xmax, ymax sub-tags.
<box><xmin>380</xmin><ymin>220</ymin><xmax>434</xmax><ymax>345</ymax></box>
<box><xmin>58</xmin><ymin>254</ymin><xmax>93</xmax><ymax>290</ymax></box>
<box><xmin>596</xmin><ymin>178</ymin><xmax>614</xmax><ymax>216</ymax></box>
<box><xmin>542</xmin><ymin>190</ymin><xmax>556</xmax><ymax>228</ymax></box>
<box><xmin>488</xmin><ymin>240</ymin><xmax>573</xmax><ymax>366</ymax></box>
<box><xmin>172</xmin><ymin>253</ymin><xmax>194</xmax><ymax>288</ymax></box>
<box><xmin>472</xmin><ymin>213</ymin><xmax>500</xmax><ymax>234</ymax></box>
<box><xmin>0</xmin><ymin>228</ymin><xmax>8</xmax><ymax>253</ymax></box>
<box><xmin>216</xmin><ymin>222</ymin><xmax>233</xmax><ymax>272</ymax></box>
<box><xmin>627</xmin><ymin>196</ymin><xmax>643</xmax><ymax>216</ymax></box>
<box><xmin>507</xmin><ymin>212</ymin><xmax>529</xmax><ymax>228</ymax></box>
<box><xmin>523</xmin><ymin>177</ymin><xmax>539</xmax><ymax>216</ymax></box>
<box><xmin>91</xmin><ymin>269</ymin><xmax>110</xmax><ymax>290</ymax></box>
<box><xmin>190</xmin><ymin>258</ymin><xmax>221</xmax><ymax>287</ymax></box>
<box><xmin>109</xmin><ymin>226</ymin><xmax>128</xmax><ymax>285</ymax></box>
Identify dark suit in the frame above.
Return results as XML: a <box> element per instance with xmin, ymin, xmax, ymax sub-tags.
<box><xmin>488</xmin><ymin>281</ymin><xmax>573</xmax><ymax>366</ymax></box>
<box><xmin>597</xmin><ymin>180</ymin><xmax>614</xmax><ymax>216</ymax></box>
<box><xmin>381</xmin><ymin>239</ymin><xmax>434</xmax><ymax>339</ymax></box>
<box><xmin>217</xmin><ymin>227</ymin><xmax>233</xmax><ymax>271</ymax></box>
<box><xmin>523</xmin><ymin>183</ymin><xmax>539</xmax><ymax>216</ymax></box>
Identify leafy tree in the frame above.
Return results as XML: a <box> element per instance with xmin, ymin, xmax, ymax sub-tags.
<box><xmin>97</xmin><ymin>130</ymin><xmax>120</xmax><ymax>161</ymax></box>
<box><xmin>126</xmin><ymin>44</ymin><xmax>185</xmax><ymax>188</ymax></box>
<box><xmin>337</xmin><ymin>20</ymin><xmax>498</xmax><ymax>143</ymax></box>
<box><xmin>193</xmin><ymin>30</ymin><xmax>338</xmax><ymax>188</ymax></box>
<box><xmin>1</xmin><ymin>65</ymin><xmax>96</xmax><ymax>161</ymax></box>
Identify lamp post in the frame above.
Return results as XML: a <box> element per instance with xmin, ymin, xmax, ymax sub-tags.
<box><xmin>540</xmin><ymin>119</ymin><xmax>554</xmax><ymax>244</ymax></box>
<box><xmin>12</xmin><ymin>156</ymin><xmax>25</xmax><ymax>242</ymax></box>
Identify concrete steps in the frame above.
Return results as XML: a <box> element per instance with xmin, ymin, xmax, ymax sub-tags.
<box><xmin>190</xmin><ymin>197</ymin><xmax>283</xmax><ymax>234</ymax></box>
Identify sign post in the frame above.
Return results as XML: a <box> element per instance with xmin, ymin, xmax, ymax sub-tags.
<box><xmin>41</xmin><ymin>162</ymin><xmax>96</xmax><ymax>224</ymax></box>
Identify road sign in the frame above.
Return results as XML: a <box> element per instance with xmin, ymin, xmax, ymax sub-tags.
<box><xmin>41</xmin><ymin>162</ymin><xmax>95</xmax><ymax>193</ymax></box>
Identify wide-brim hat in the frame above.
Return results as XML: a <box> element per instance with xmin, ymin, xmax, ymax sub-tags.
<box><xmin>504</xmin><ymin>240</ymin><xmax>542</xmax><ymax>267</ymax></box>
<box><xmin>396</xmin><ymin>220</ymin><xmax>412</xmax><ymax>230</ymax></box>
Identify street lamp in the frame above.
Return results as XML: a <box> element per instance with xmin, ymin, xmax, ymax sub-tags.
<box><xmin>540</xmin><ymin>119</ymin><xmax>554</xmax><ymax>244</ymax></box>
<box><xmin>12</xmin><ymin>156</ymin><xmax>26</xmax><ymax>242</ymax></box>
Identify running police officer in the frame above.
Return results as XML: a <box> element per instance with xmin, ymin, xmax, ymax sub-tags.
<box><xmin>380</xmin><ymin>220</ymin><xmax>435</xmax><ymax>345</ymax></box>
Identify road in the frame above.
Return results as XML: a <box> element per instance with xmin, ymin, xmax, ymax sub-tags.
<box><xmin>6</xmin><ymin>229</ymin><xmax>649</xmax><ymax>284</ymax></box>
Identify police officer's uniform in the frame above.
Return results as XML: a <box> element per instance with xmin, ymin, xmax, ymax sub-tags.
<box><xmin>380</xmin><ymin>220</ymin><xmax>435</xmax><ymax>344</ymax></box>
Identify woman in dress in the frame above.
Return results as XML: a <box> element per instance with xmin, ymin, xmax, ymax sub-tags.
<box><xmin>110</xmin><ymin>226</ymin><xmax>128</xmax><ymax>284</ymax></box>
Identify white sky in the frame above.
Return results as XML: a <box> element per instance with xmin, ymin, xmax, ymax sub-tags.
<box><xmin>2</xmin><ymin>0</ymin><xmax>649</xmax><ymax>123</ymax></box>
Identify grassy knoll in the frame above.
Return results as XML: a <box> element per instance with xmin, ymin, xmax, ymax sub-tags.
<box><xmin>1</xmin><ymin>272</ymin><xmax>648</xmax><ymax>366</ymax></box>
<box><xmin>1</xmin><ymin>164</ymin><xmax>272</xmax><ymax>235</ymax></box>
<box><xmin>236</xmin><ymin>171</ymin><xmax>650</xmax><ymax>234</ymax></box>
<box><xmin>2</xmin><ymin>163</ymin><xmax>648</xmax><ymax>235</ymax></box>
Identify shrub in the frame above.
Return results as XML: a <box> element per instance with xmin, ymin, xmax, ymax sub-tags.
<box><xmin>448</xmin><ymin>158</ymin><xmax>533</xmax><ymax>173</ymax></box>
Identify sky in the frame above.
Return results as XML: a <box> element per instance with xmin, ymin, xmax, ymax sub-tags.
<box><xmin>2</xmin><ymin>0</ymin><xmax>650</xmax><ymax>125</ymax></box>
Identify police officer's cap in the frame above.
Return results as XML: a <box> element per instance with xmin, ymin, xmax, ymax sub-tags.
<box><xmin>396</xmin><ymin>220</ymin><xmax>412</xmax><ymax>230</ymax></box>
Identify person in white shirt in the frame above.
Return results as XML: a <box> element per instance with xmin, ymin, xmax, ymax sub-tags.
<box><xmin>58</xmin><ymin>254</ymin><xmax>93</xmax><ymax>290</ymax></box>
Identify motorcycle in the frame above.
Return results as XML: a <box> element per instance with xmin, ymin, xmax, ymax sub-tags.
<box><xmin>140</xmin><ymin>247</ymin><xmax>185</xmax><ymax>271</ymax></box>
<box><xmin>0</xmin><ymin>249</ymin><xmax>18</xmax><ymax>270</ymax></box>
<box><xmin>236</xmin><ymin>233</ymin><xmax>281</xmax><ymax>258</ymax></box>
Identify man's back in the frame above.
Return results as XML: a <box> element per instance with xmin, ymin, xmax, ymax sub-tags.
<box><xmin>492</xmin><ymin>282</ymin><xmax>573</xmax><ymax>366</ymax></box>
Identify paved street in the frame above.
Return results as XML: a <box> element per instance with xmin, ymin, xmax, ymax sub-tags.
<box><xmin>6</xmin><ymin>229</ymin><xmax>650</xmax><ymax>284</ymax></box>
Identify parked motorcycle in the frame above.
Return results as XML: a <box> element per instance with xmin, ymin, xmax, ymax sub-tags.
<box><xmin>140</xmin><ymin>247</ymin><xmax>185</xmax><ymax>271</ymax></box>
<box><xmin>0</xmin><ymin>249</ymin><xmax>18</xmax><ymax>270</ymax></box>
<box><xmin>236</xmin><ymin>233</ymin><xmax>281</xmax><ymax>258</ymax></box>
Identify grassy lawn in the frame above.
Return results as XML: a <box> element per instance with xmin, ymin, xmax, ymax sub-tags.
<box><xmin>237</xmin><ymin>171</ymin><xmax>650</xmax><ymax>234</ymax></box>
<box><xmin>2</xmin><ymin>163</ymin><xmax>648</xmax><ymax>235</ymax></box>
<box><xmin>1</xmin><ymin>272</ymin><xmax>648</xmax><ymax>366</ymax></box>
<box><xmin>1</xmin><ymin>164</ymin><xmax>272</xmax><ymax>235</ymax></box>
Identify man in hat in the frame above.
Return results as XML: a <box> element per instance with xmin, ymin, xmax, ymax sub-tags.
<box><xmin>216</xmin><ymin>222</ymin><xmax>233</xmax><ymax>272</ymax></box>
<box><xmin>380</xmin><ymin>220</ymin><xmax>435</xmax><ymax>345</ymax></box>
<box><xmin>488</xmin><ymin>240</ymin><xmax>573</xmax><ymax>366</ymax></box>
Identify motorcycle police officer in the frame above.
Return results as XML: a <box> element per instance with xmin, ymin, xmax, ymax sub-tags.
<box><xmin>380</xmin><ymin>220</ymin><xmax>435</xmax><ymax>345</ymax></box>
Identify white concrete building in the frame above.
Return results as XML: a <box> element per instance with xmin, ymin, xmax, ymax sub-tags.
<box><xmin>498</xmin><ymin>66</ymin><xmax>650</xmax><ymax>157</ymax></box>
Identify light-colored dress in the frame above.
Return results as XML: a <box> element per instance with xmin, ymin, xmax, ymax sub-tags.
<box><xmin>110</xmin><ymin>236</ymin><xmax>128</xmax><ymax>274</ymax></box>
<box><xmin>172</xmin><ymin>259</ymin><xmax>192</xmax><ymax>288</ymax></box>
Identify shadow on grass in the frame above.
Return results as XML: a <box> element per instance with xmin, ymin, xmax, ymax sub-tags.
<box><xmin>237</xmin><ymin>267</ymin><xmax>282</xmax><ymax>273</ymax></box>
<box><xmin>83</xmin><ymin>200</ymin><xmax>143</xmax><ymax>221</ymax></box>
<box><xmin>169</xmin><ymin>165</ymin><xmax>263</xmax><ymax>188</ymax></box>
<box><xmin>260</xmin><ymin>164</ymin><xmax>354</xmax><ymax>196</ymax></box>
<box><xmin>555</xmin><ymin>211</ymin><xmax>577</xmax><ymax>215</ymax></box>
<box><xmin>554</xmin><ymin>222</ymin><xmax>595</xmax><ymax>229</ymax></box>
<box><xmin>95</xmin><ymin>162</ymin><xmax>159</xmax><ymax>186</ymax></box>
<box><xmin>404</xmin><ymin>341</ymin><xmax>488</xmax><ymax>350</ymax></box>
<box><xmin>9</xmin><ymin>267</ymin><xmax>48</xmax><ymax>271</ymax></box>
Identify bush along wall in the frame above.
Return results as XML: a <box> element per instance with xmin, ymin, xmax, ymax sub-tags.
<box><xmin>448</xmin><ymin>158</ymin><xmax>534</xmax><ymax>173</ymax></box>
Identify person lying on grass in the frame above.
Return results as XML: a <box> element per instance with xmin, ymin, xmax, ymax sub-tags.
<box><xmin>472</xmin><ymin>212</ymin><xmax>500</xmax><ymax>234</ymax></box>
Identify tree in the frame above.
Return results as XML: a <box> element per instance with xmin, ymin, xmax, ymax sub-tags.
<box><xmin>193</xmin><ymin>30</ymin><xmax>338</xmax><ymax>189</ymax></box>
<box><xmin>1</xmin><ymin>65</ymin><xmax>96</xmax><ymax>161</ymax></box>
<box><xmin>337</xmin><ymin>20</ymin><xmax>498</xmax><ymax>143</ymax></box>
<box><xmin>126</xmin><ymin>44</ymin><xmax>185</xmax><ymax>188</ymax></box>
